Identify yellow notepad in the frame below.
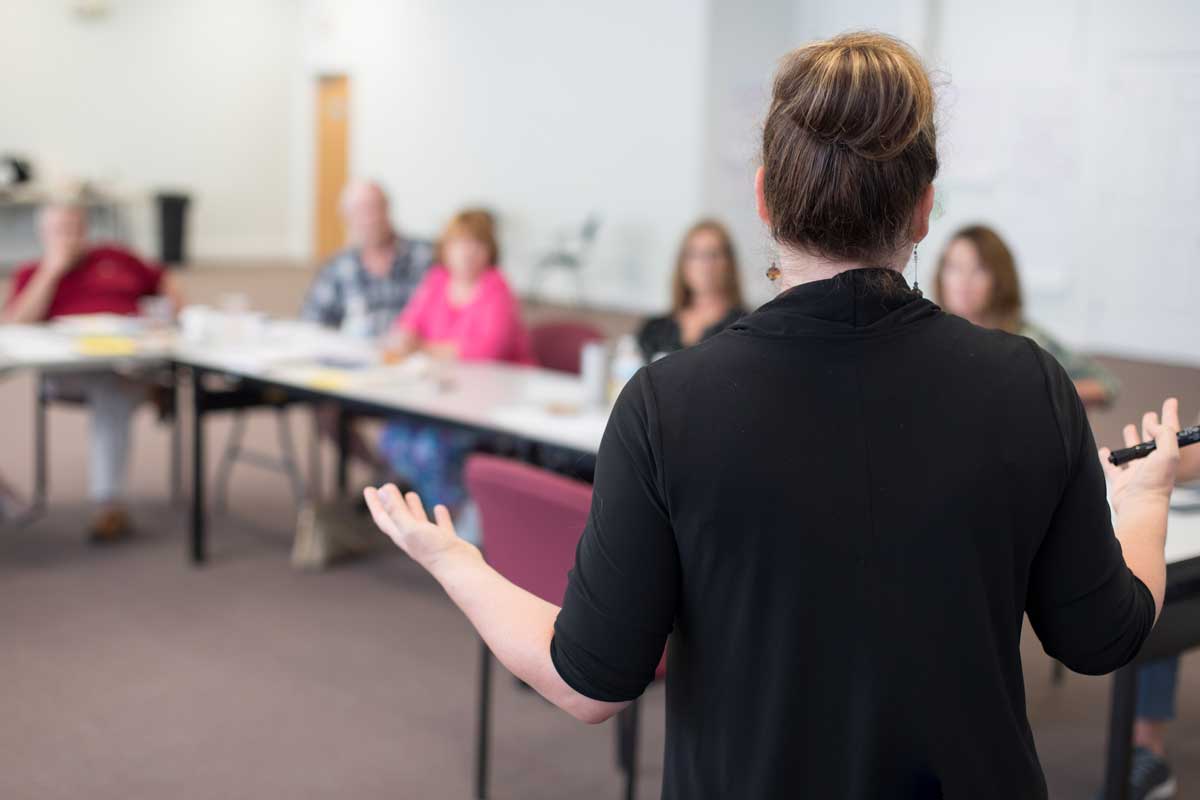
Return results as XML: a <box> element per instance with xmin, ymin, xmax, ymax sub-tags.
<box><xmin>308</xmin><ymin>369</ymin><xmax>350</xmax><ymax>391</ymax></box>
<box><xmin>76</xmin><ymin>336</ymin><xmax>139</xmax><ymax>357</ymax></box>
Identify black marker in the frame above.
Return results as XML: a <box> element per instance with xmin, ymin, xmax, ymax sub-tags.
<box><xmin>1108</xmin><ymin>425</ymin><xmax>1200</xmax><ymax>466</ymax></box>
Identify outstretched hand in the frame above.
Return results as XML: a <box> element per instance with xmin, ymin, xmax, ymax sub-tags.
<box><xmin>363</xmin><ymin>484</ymin><xmax>477</xmax><ymax>571</ymax></box>
<box><xmin>1100</xmin><ymin>397</ymin><xmax>1181</xmax><ymax>516</ymax></box>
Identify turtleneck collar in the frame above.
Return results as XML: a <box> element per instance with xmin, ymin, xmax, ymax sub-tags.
<box><xmin>732</xmin><ymin>267</ymin><xmax>940</xmax><ymax>338</ymax></box>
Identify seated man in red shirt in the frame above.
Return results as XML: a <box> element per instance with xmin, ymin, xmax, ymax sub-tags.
<box><xmin>3</xmin><ymin>201</ymin><xmax>183</xmax><ymax>540</ymax></box>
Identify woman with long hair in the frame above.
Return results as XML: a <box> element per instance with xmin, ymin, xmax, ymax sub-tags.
<box><xmin>636</xmin><ymin>219</ymin><xmax>745</xmax><ymax>362</ymax></box>
<box><xmin>935</xmin><ymin>224</ymin><xmax>1118</xmax><ymax>407</ymax></box>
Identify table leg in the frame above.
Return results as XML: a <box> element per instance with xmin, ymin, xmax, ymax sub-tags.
<box><xmin>336</xmin><ymin>407</ymin><xmax>350</xmax><ymax>498</ymax></box>
<box><xmin>475</xmin><ymin>638</ymin><xmax>492</xmax><ymax>799</ymax></box>
<box><xmin>190</xmin><ymin>369</ymin><xmax>207</xmax><ymax>565</ymax></box>
<box><xmin>32</xmin><ymin>376</ymin><xmax>48</xmax><ymax>512</ymax></box>
<box><xmin>1102</xmin><ymin>664</ymin><xmax>1138</xmax><ymax>800</ymax></box>
<box><xmin>169</xmin><ymin>363</ymin><xmax>183</xmax><ymax>507</ymax></box>
<box><xmin>307</xmin><ymin>410</ymin><xmax>323</xmax><ymax>502</ymax></box>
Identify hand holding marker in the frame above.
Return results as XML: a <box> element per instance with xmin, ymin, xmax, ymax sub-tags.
<box><xmin>1108</xmin><ymin>425</ymin><xmax>1200</xmax><ymax>466</ymax></box>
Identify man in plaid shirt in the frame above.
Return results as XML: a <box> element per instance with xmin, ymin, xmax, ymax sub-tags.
<box><xmin>301</xmin><ymin>180</ymin><xmax>434</xmax><ymax>339</ymax></box>
<box><xmin>301</xmin><ymin>180</ymin><xmax>434</xmax><ymax>474</ymax></box>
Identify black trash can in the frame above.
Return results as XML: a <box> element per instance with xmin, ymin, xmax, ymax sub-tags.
<box><xmin>156</xmin><ymin>192</ymin><xmax>191</xmax><ymax>266</ymax></box>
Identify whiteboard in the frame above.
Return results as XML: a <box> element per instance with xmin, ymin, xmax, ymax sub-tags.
<box><xmin>927</xmin><ymin>0</ymin><xmax>1200</xmax><ymax>366</ymax></box>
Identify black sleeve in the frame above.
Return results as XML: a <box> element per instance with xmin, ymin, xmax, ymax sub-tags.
<box><xmin>1025</xmin><ymin>345</ymin><xmax>1156</xmax><ymax>675</ymax></box>
<box><xmin>550</xmin><ymin>368</ymin><xmax>679</xmax><ymax>701</ymax></box>
<box><xmin>635</xmin><ymin>317</ymin><xmax>666</xmax><ymax>364</ymax></box>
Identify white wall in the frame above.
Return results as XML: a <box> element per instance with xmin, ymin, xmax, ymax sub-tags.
<box><xmin>5</xmin><ymin>1</ymin><xmax>1194</xmax><ymax>361</ymax></box>
<box><xmin>0</xmin><ymin>0</ymin><xmax>298</xmax><ymax>260</ymax></box>
<box><xmin>789</xmin><ymin>0</ymin><xmax>1200</xmax><ymax>365</ymax></box>
<box><xmin>700</xmin><ymin>0</ymin><xmax>794</xmax><ymax>309</ymax></box>
<box><xmin>292</xmin><ymin>0</ymin><xmax>709</xmax><ymax>311</ymax></box>
<box><xmin>792</xmin><ymin>0</ymin><xmax>931</xmax><ymax>54</ymax></box>
<box><xmin>930</xmin><ymin>0</ymin><xmax>1200</xmax><ymax>365</ymax></box>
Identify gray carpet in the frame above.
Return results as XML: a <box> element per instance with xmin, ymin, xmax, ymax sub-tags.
<box><xmin>1</xmin><ymin>502</ymin><xmax>664</xmax><ymax>800</ymax></box>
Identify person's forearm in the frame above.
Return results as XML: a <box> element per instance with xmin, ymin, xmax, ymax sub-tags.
<box><xmin>2</xmin><ymin>271</ymin><xmax>60</xmax><ymax>323</ymax></box>
<box><xmin>160</xmin><ymin>273</ymin><xmax>186</xmax><ymax>314</ymax></box>
<box><xmin>381</xmin><ymin>329</ymin><xmax>419</xmax><ymax>360</ymax></box>
<box><xmin>1115</xmin><ymin>495</ymin><xmax>1170</xmax><ymax>621</ymax></box>
<box><xmin>422</xmin><ymin>341</ymin><xmax>459</xmax><ymax>360</ymax></box>
<box><xmin>427</xmin><ymin>540</ymin><xmax>627</xmax><ymax>724</ymax></box>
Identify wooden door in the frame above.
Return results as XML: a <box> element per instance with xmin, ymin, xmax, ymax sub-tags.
<box><xmin>314</xmin><ymin>75</ymin><xmax>350</xmax><ymax>260</ymax></box>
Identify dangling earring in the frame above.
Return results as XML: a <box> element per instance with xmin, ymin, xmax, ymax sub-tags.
<box><xmin>911</xmin><ymin>244</ymin><xmax>922</xmax><ymax>297</ymax></box>
<box><xmin>766</xmin><ymin>262</ymin><xmax>781</xmax><ymax>282</ymax></box>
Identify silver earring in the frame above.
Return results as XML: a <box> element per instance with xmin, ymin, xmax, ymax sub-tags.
<box><xmin>911</xmin><ymin>245</ymin><xmax>922</xmax><ymax>297</ymax></box>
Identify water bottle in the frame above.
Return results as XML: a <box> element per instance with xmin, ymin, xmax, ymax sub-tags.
<box><xmin>608</xmin><ymin>334</ymin><xmax>643</xmax><ymax>404</ymax></box>
<box><xmin>580</xmin><ymin>340</ymin><xmax>609</xmax><ymax>410</ymax></box>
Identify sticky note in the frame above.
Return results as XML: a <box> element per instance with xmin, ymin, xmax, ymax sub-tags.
<box><xmin>308</xmin><ymin>369</ymin><xmax>349</xmax><ymax>391</ymax></box>
<box><xmin>76</xmin><ymin>336</ymin><xmax>138</xmax><ymax>357</ymax></box>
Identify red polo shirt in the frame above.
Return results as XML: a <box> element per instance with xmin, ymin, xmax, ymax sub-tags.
<box><xmin>7</xmin><ymin>245</ymin><xmax>163</xmax><ymax>320</ymax></box>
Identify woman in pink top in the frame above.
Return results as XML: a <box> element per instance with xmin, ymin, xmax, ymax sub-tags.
<box><xmin>380</xmin><ymin>210</ymin><xmax>533</xmax><ymax>517</ymax></box>
<box><xmin>386</xmin><ymin>209</ymin><xmax>533</xmax><ymax>364</ymax></box>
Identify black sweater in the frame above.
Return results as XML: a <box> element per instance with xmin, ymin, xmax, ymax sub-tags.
<box><xmin>635</xmin><ymin>307</ymin><xmax>745</xmax><ymax>363</ymax></box>
<box><xmin>551</xmin><ymin>268</ymin><xmax>1154</xmax><ymax>799</ymax></box>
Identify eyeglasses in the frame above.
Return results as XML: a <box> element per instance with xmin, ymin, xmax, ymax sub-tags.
<box><xmin>683</xmin><ymin>249</ymin><xmax>725</xmax><ymax>263</ymax></box>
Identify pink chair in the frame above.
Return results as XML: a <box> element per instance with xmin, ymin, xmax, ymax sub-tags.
<box><xmin>529</xmin><ymin>321</ymin><xmax>605</xmax><ymax>374</ymax></box>
<box><xmin>465</xmin><ymin>454</ymin><xmax>665</xmax><ymax>800</ymax></box>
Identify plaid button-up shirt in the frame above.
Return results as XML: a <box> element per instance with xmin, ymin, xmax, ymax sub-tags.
<box><xmin>300</xmin><ymin>236</ymin><xmax>435</xmax><ymax>339</ymax></box>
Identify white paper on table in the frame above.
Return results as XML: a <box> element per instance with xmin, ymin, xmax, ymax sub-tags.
<box><xmin>266</xmin><ymin>358</ymin><xmax>431</xmax><ymax>391</ymax></box>
<box><xmin>1109</xmin><ymin>482</ymin><xmax>1200</xmax><ymax>566</ymax></box>
<box><xmin>49</xmin><ymin>314</ymin><xmax>144</xmax><ymax>336</ymax></box>
<box><xmin>1170</xmin><ymin>484</ymin><xmax>1200</xmax><ymax>512</ymax></box>
<box><xmin>1165</xmin><ymin>505</ymin><xmax>1200</xmax><ymax>565</ymax></box>
<box><xmin>347</xmin><ymin>356</ymin><xmax>437</xmax><ymax>384</ymax></box>
<box><xmin>489</xmin><ymin>404</ymin><xmax>609</xmax><ymax>452</ymax></box>
<box><xmin>517</xmin><ymin>372</ymin><xmax>592</xmax><ymax>405</ymax></box>
<box><xmin>0</xmin><ymin>326</ymin><xmax>78</xmax><ymax>362</ymax></box>
<box><xmin>201</xmin><ymin>321</ymin><xmax>380</xmax><ymax>374</ymax></box>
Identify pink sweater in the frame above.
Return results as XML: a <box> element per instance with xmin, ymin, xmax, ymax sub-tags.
<box><xmin>394</xmin><ymin>266</ymin><xmax>535</xmax><ymax>365</ymax></box>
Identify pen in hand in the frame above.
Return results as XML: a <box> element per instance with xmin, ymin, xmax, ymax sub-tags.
<box><xmin>1108</xmin><ymin>425</ymin><xmax>1200</xmax><ymax>466</ymax></box>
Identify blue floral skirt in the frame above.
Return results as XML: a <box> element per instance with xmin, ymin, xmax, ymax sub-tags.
<box><xmin>378</xmin><ymin>421</ymin><xmax>478</xmax><ymax>511</ymax></box>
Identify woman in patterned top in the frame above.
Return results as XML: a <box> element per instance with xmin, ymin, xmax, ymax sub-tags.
<box><xmin>935</xmin><ymin>224</ymin><xmax>1119</xmax><ymax>408</ymax></box>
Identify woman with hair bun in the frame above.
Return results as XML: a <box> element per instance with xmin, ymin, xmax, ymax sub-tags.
<box><xmin>363</xmin><ymin>33</ymin><xmax>1177</xmax><ymax>798</ymax></box>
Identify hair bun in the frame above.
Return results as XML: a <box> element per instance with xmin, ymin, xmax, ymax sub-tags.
<box><xmin>760</xmin><ymin>31</ymin><xmax>939</xmax><ymax>264</ymax></box>
<box><xmin>780</xmin><ymin>32</ymin><xmax>933</xmax><ymax>161</ymax></box>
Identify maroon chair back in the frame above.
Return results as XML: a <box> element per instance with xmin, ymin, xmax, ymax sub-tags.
<box><xmin>466</xmin><ymin>453</ymin><xmax>668</xmax><ymax>680</ymax></box>
<box><xmin>465</xmin><ymin>453</ymin><xmax>592</xmax><ymax>605</ymax></box>
<box><xmin>529</xmin><ymin>321</ymin><xmax>605</xmax><ymax>375</ymax></box>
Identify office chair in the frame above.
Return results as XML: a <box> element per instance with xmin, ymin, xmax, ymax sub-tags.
<box><xmin>464</xmin><ymin>453</ymin><xmax>664</xmax><ymax>800</ymax></box>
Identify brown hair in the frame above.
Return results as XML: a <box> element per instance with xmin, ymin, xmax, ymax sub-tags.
<box><xmin>762</xmin><ymin>31</ymin><xmax>938</xmax><ymax>264</ymax></box>
<box><xmin>437</xmin><ymin>208</ymin><xmax>499</xmax><ymax>266</ymax></box>
<box><xmin>671</xmin><ymin>219</ymin><xmax>745</xmax><ymax>314</ymax></box>
<box><xmin>934</xmin><ymin>224</ymin><xmax>1024</xmax><ymax>332</ymax></box>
